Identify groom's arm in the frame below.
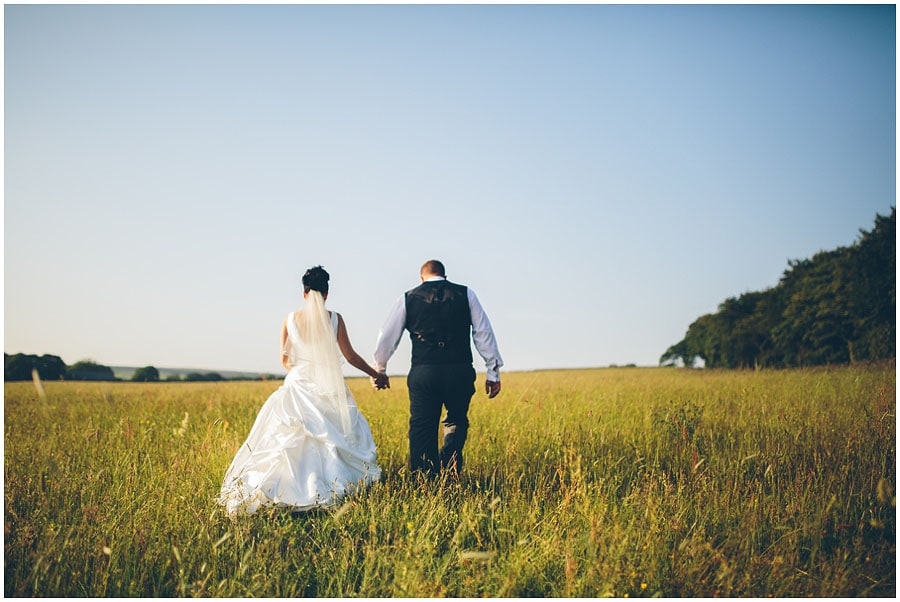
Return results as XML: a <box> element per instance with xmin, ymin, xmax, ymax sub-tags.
<box><xmin>468</xmin><ymin>288</ymin><xmax>503</xmax><ymax>386</ymax></box>
<box><xmin>373</xmin><ymin>294</ymin><xmax>407</xmax><ymax>373</ymax></box>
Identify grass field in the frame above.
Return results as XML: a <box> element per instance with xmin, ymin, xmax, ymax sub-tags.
<box><xmin>4</xmin><ymin>364</ymin><xmax>896</xmax><ymax>597</ymax></box>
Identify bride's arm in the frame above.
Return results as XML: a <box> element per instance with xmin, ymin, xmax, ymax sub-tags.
<box><xmin>280</xmin><ymin>318</ymin><xmax>291</xmax><ymax>370</ymax></box>
<box><xmin>336</xmin><ymin>314</ymin><xmax>380</xmax><ymax>379</ymax></box>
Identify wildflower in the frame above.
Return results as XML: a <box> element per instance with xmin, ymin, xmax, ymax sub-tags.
<box><xmin>32</xmin><ymin>369</ymin><xmax>46</xmax><ymax>400</ymax></box>
<box><xmin>641</xmin><ymin>583</ymin><xmax>648</xmax><ymax>590</ymax></box>
<box><xmin>173</xmin><ymin>412</ymin><xmax>189</xmax><ymax>437</ymax></box>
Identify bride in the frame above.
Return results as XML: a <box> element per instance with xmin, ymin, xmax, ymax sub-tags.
<box><xmin>218</xmin><ymin>266</ymin><xmax>384</xmax><ymax>517</ymax></box>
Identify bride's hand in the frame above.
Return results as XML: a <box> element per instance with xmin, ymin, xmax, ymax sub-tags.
<box><xmin>371</xmin><ymin>372</ymin><xmax>390</xmax><ymax>390</ymax></box>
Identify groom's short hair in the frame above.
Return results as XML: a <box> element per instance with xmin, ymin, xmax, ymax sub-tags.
<box><xmin>421</xmin><ymin>259</ymin><xmax>446</xmax><ymax>278</ymax></box>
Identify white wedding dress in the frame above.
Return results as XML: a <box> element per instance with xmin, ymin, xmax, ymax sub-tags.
<box><xmin>218</xmin><ymin>307</ymin><xmax>381</xmax><ymax>517</ymax></box>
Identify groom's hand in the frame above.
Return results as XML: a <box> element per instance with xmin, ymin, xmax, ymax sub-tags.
<box><xmin>372</xmin><ymin>372</ymin><xmax>390</xmax><ymax>390</ymax></box>
<box><xmin>485</xmin><ymin>380</ymin><xmax>501</xmax><ymax>399</ymax></box>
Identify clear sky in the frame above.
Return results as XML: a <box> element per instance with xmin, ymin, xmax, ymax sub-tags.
<box><xmin>3</xmin><ymin>3</ymin><xmax>896</xmax><ymax>376</ymax></box>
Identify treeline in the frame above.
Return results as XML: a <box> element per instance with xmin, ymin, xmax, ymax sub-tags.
<box><xmin>4</xmin><ymin>355</ymin><xmax>113</xmax><ymax>381</ymax></box>
<box><xmin>3</xmin><ymin>354</ymin><xmax>278</xmax><ymax>382</ymax></box>
<box><xmin>661</xmin><ymin>208</ymin><xmax>895</xmax><ymax>369</ymax></box>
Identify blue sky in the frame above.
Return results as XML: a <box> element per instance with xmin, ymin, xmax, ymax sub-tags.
<box><xmin>4</xmin><ymin>3</ymin><xmax>896</xmax><ymax>376</ymax></box>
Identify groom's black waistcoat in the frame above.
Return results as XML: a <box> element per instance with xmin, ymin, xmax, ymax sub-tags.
<box><xmin>405</xmin><ymin>280</ymin><xmax>473</xmax><ymax>366</ymax></box>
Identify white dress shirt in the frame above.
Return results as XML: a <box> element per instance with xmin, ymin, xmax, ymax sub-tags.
<box><xmin>374</xmin><ymin>277</ymin><xmax>504</xmax><ymax>381</ymax></box>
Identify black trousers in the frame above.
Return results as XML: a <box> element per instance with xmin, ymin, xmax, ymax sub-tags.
<box><xmin>407</xmin><ymin>363</ymin><xmax>476</xmax><ymax>475</ymax></box>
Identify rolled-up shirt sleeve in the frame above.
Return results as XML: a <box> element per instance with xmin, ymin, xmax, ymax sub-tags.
<box><xmin>373</xmin><ymin>294</ymin><xmax>407</xmax><ymax>373</ymax></box>
<box><xmin>468</xmin><ymin>288</ymin><xmax>504</xmax><ymax>381</ymax></box>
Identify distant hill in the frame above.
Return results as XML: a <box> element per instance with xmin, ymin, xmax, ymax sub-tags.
<box><xmin>111</xmin><ymin>366</ymin><xmax>282</xmax><ymax>381</ymax></box>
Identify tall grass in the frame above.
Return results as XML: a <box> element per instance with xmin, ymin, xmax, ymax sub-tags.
<box><xmin>4</xmin><ymin>364</ymin><xmax>895</xmax><ymax>596</ymax></box>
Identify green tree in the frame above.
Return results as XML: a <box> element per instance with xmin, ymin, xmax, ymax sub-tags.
<box><xmin>184</xmin><ymin>372</ymin><xmax>224</xmax><ymax>382</ymax></box>
<box><xmin>663</xmin><ymin>208</ymin><xmax>895</xmax><ymax>368</ymax></box>
<box><xmin>131</xmin><ymin>366</ymin><xmax>160</xmax><ymax>382</ymax></box>
<box><xmin>848</xmin><ymin>207</ymin><xmax>895</xmax><ymax>359</ymax></box>
<box><xmin>67</xmin><ymin>360</ymin><xmax>116</xmax><ymax>381</ymax></box>
<box><xmin>4</xmin><ymin>353</ymin><xmax>67</xmax><ymax>381</ymax></box>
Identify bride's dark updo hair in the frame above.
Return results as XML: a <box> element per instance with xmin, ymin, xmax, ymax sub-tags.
<box><xmin>302</xmin><ymin>265</ymin><xmax>329</xmax><ymax>295</ymax></box>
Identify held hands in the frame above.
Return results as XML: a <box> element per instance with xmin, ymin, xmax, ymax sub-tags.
<box><xmin>371</xmin><ymin>372</ymin><xmax>390</xmax><ymax>390</ymax></box>
<box><xmin>485</xmin><ymin>379</ymin><xmax>501</xmax><ymax>399</ymax></box>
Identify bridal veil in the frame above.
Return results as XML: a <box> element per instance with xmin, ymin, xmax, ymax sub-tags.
<box><xmin>288</xmin><ymin>290</ymin><xmax>352</xmax><ymax>435</ymax></box>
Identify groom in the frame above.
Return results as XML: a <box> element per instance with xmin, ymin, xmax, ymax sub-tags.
<box><xmin>373</xmin><ymin>260</ymin><xmax>503</xmax><ymax>475</ymax></box>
